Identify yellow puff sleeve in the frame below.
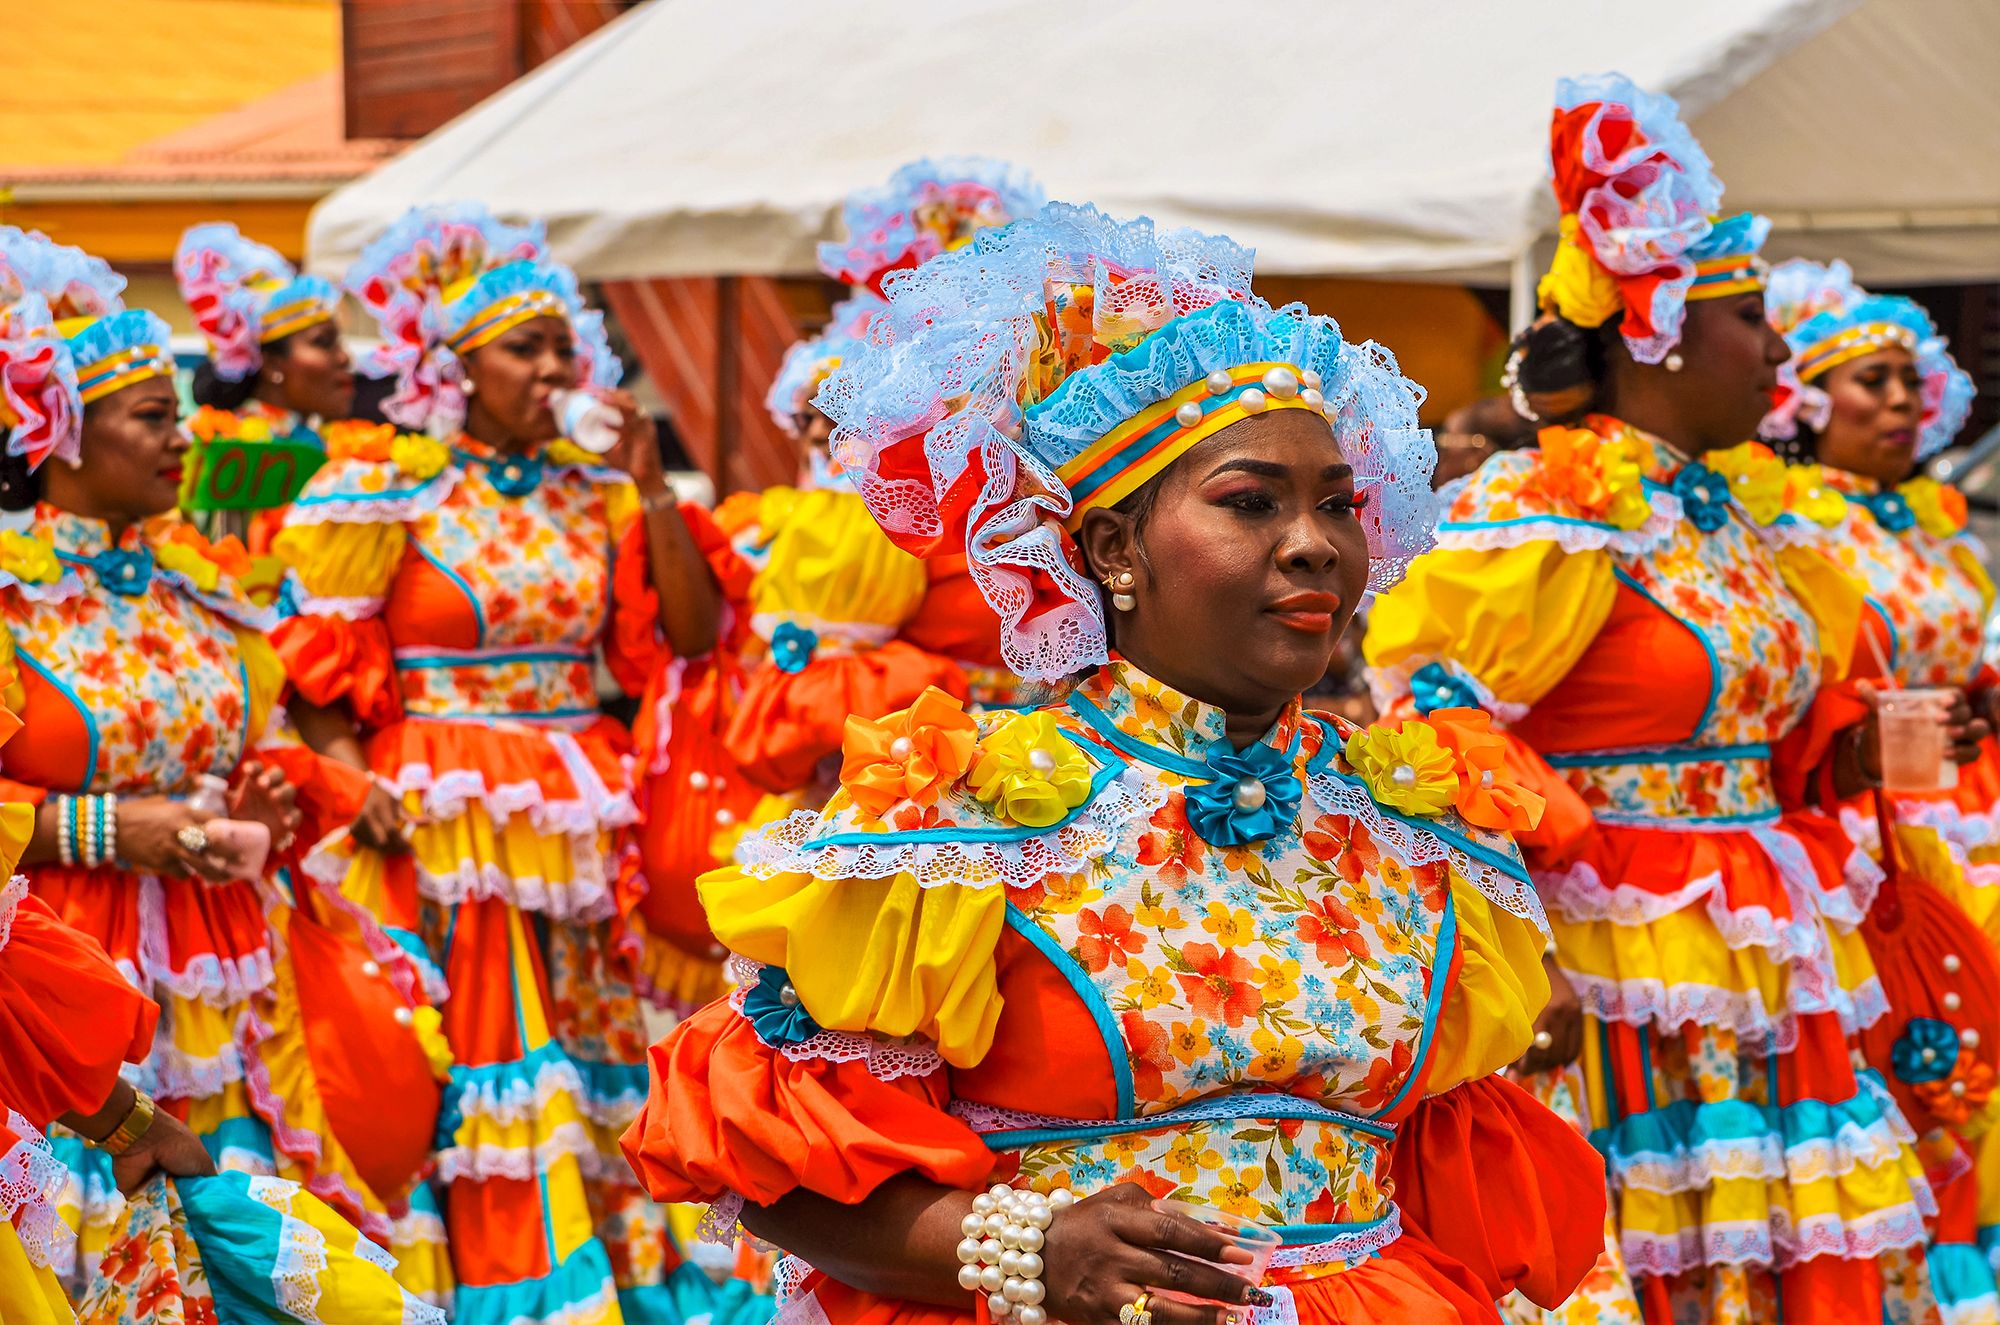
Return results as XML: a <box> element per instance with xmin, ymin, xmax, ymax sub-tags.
<box><xmin>748</xmin><ymin>486</ymin><xmax>929</xmax><ymax>634</ymax></box>
<box><xmin>233</xmin><ymin>629</ymin><xmax>288</xmax><ymax>743</ymax></box>
<box><xmin>700</xmin><ymin>860</ymin><xmax>1009</xmax><ymax>1068</ymax></box>
<box><xmin>1774</xmin><ymin>542</ymin><xmax>1866</xmax><ymax>684</ymax></box>
<box><xmin>271</xmin><ymin>453</ymin><xmax>430</xmax><ymax>602</ymax></box>
<box><xmin>1422</xmin><ymin>874</ymin><xmax>1551</xmax><ymax>1093</ymax></box>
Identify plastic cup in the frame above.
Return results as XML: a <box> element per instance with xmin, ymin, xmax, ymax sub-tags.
<box><xmin>552</xmin><ymin>389</ymin><xmax>624</xmax><ymax>454</ymax></box>
<box><xmin>1877</xmin><ymin>688</ymin><xmax>1959</xmax><ymax>793</ymax></box>
<box><xmin>1146</xmin><ymin>1198</ymin><xmax>1281</xmax><ymax>1308</ymax></box>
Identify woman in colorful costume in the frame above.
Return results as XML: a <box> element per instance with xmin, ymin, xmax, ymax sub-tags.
<box><xmin>1760</xmin><ymin>258</ymin><xmax>2000</xmax><ymax>1324</ymax></box>
<box><xmin>0</xmin><ymin>231</ymin><xmax>447</xmax><ymax>1306</ymax></box>
<box><xmin>274</xmin><ymin>201</ymin><xmax>723</xmax><ymax>1325</ymax></box>
<box><xmin>623</xmin><ymin>199</ymin><xmax>1607</xmax><ymax>1325</ymax></box>
<box><xmin>174</xmin><ymin>221</ymin><xmax>356</xmax><ymax>562</ymax></box>
<box><xmin>1365</xmin><ymin>74</ymin><xmax>1948</xmax><ymax>1323</ymax></box>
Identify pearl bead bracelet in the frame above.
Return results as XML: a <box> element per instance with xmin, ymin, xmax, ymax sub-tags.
<box><xmin>954</xmin><ymin>1183</ymin><xmax>1075</xmax><ymax>1325</ymax></box>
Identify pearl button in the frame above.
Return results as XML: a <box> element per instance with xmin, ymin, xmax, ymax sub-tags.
<box><xmin>1944</xmin><ymin>953</ymin><xmax>1963</xmax><ymax>973</ymax></box>
<box><xmin>1965</xmin><ymin>1029</ymin><xmax>1982</xmax><ymax>1049</ymax></box>
<box><xmin>778</xmin><ymin>983</ymin><xmax>800</xmax><ymax>1006</ymax></box>
<box><xmin>1807</xmin><ymin>488</ymin><xmax>1823</xmax><ymax>501</ymax></box>
<box><xmin>1028</xmin><ymin>749</ymin><xmax>1057</xmax><ymax>774</ymax></box>
<box><xmin>890</xmin><ymin>736</ymin><xmax>914</xmax><ymax>761</ymax></box>
<box><xmin>392</xmin><ymin>1006</ymin><xmax>414</xmax><ymax>1026</ymax></box>
<box><xmin>1300</xmin><ymin>387</ymin><xmax>1324</xmax><ymax>410</ymax></box>
<box><xmin>360</xmin><ymin>960</ymin><xmax>381</xmax><ymax>978</ymax></box>
<box><xmin>1232</xmin><ymin>777</ymin><xmax>1266</xmax><ymax>812</ymax></box>
<box><xmin>1175</xmin><ymin>401</ymin><xmax>1204</xmax><ymax>429</ymax></box>
<box><xmin>1205</xmin><ymin>370</ymin><xmax>1233</xmax><ymax>395</ymax></box>
<box><xmin>1945</xmin><ymin>992</ymin><xmax>1963</xmax><ymax>1011</ymax></box>
<box><xmin>714</xmin><ymin>809</ymin><xmax>735</xmax><ymax>826</ymax></box>
<box><xmin>689</xmin><ymin>770</ymin><xmax>710</xmax><ymax>790</ymax></box>
<box><xmin>1953</xmin><ymin>1081</ymin><xmax>1969</xmax><ymax>1097</ymax></box>
<box><xmin>1262</xmin><ymin>366</ymin><xmax>1299</xmax><ymax>399</ymax></box>
<box><xmin>1299</xmin><ymin>369</ymin><xmax>1322</xmax><ymax>391</ymax></box>
<box><xmin>1923</xmin><ymin>1046</ymin><xmax>1938</xmax><ymax>1063</ymax></box>
<box><xmin>1239</xmin><ymin>387</ymin><xmax>1267</xmax><ymax>413</ymax></box>
<box><xmin>1391</xmin><ymin>764</ymin><xmax>1417</xmax><ymax>788</ymax></box>
<box><xmin>1481</xmin><ymin>769</ymin><xmax>1495</xmax><ymax>786</ymax></box>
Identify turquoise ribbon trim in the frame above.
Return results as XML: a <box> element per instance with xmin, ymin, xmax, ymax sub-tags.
<box><xmin>1589</xmin><ymin>1069</ymin><xmax>1900</xmax><ymax>1172</ymax></box>
<box><xmin>13</xmin><ymin>647</ymin><xmax>100</xmax><ymax>788</ymax></box>
<box><xmin>1003</xmin><ymin>905</ymin><xmax>1136</xmax><ymax>1118</ymax></box>
<box><xmin>199</xmin><ymin>1116</ymin><xmax>278</xmax><ymax>1168</ymax></box>
<box><xmin>1067</xmin><ymin>689</ymin><xmax>1306</xmax><ymax>781</ymax></box>
<box><xmin>456</xmin><ymin>1240</ymin><xmax>619</xmax><ymax>1325</ymax></box>
<box><xmin>1438</xmin><ymin>512</ymin><xmax>1628</xmax><ymax>535</ymax></box>
<box><xmin>1269</xmin><ymin>1213</ymin><xmax>1395</xmax><ymax>1247</ymax></box>
<box><xmin>447</xmin><ymin>1040</ymin><xmax>645</xmax><ymax>1110</ymax></box>
<box><xmin>976</xmin><ymin>1089</ymin><xmax>1397</xmax><ymax>1150</ymax></box>
<box><xmin>811</xmin><ymin>750</ymin><xmax>1126</xmax><ymax>848</ymax></box>
<box><xmin>414</xmin><ymin>543</ymin><xmax>488</xmax><ymax>644</ymax></box>
<box><xmin>1372</xmin><ymin>887</ymin><xmax>1455</xmax><ymax>1121</ymax></box>
<box><xmin>1930</xmin><ymin>1242</ymin><xmax>2000</xmax><ymax>1309</ymax></box>
<box><xmin>395</xmin><ymin>646</ymin><xmax>594</xmax><ymax>669</ymax></box>
<box><xmin>1612</xmin><ymin>566</ymin><xmax>1720</xmax><ymax>738</ymax></box>
<box><xmin>1543</xmin><ymin>742</ymin><xmax>1771</xmax><ymax>768</ymax></box>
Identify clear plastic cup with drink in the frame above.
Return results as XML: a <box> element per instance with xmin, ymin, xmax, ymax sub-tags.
<box><xmin>1146</xmin><ymin>1198</ymin><xmax>1280</xmax><ymax>1310</ymax></box>
<box><xmin>1876</xmin><ymin>687</ymin><xmax>1959</xmax><ymax>792</ymax></box>
<box><xmin>551</xmin><ymin>389</ymin><xmax>624</xmax><ymax>454</ymax></box>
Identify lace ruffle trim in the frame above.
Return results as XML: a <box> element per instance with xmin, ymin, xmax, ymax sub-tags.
<box><xmin>1</xmin><ymin>1115</ymin><xmax>75</xmax><ymax>1273</ymax></box>
<box><xmin>284</xmin><ymin>466</ymin><xmax>459</xmax><ymax>527</ymax></box>
<box><xmin>723</xmin><ymin>980</ymin><xmax>947</xmax><ymax>1082</ymax></box>
<box><xmin>735</xmin><ymin>767</ymin><xmax>1165</xmax><ymax>891</ymax></box>
<box><xmin>0</xmin><ymin>874</ymin><xmax>23</xmax><ymax>953</ymax></box>
<box><xmin>1434</xmin><ymin>490</ymin><xmax>1683</xmax><ymax>556</ymax></box>
<box><xmin>1620</xmin><ymin>1201</ymin><xmax>1933</xmax><ymax>1276</ymax></box>
<box><xmin>1304</xmin><ymin>770</ymin><xmax>1547</xmax><ymax>930</ymax></box>
<box><xmin>386</xmin><ymin>760</ymin><xmax>640</xmax><ymax>839</ymax></box>
<box><xmin>1567</xmin><ymin>971</ymin><xmax>1889</xmax><ymax>1054</ymax></box>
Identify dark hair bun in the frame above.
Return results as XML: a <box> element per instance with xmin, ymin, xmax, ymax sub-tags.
<box><xmin>1514</xmin><ymin>316</ymin><xmax>1606</xmax><ymax>424</ymax></box>
<box><xmin>191</xmin><ymin>358</ymin><xmax>258</xmax><ymax>411</ymax></box>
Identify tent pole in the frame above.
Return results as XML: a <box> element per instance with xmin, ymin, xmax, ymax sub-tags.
<box><xmin>1508</xmin><ymin>244</ymin><xmax>1538</xmax><ymax>333</ymax></box>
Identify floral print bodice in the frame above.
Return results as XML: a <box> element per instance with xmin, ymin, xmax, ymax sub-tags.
<box><xmin>736</xmin><ymin>662</ymin><xmax>1541</xmax><ymax>1236</ymax></box>
<box><xmin>1815</xmin><ymin>469</ymin><xmax>1990</xmax><ymax>689</ymax></box>
<box><xmin>0</xmin><ymin>507</ymin><xmax>267</xmax><ymax>795</ymax></box>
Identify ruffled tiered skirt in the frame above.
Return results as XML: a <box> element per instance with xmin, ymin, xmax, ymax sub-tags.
<box><xmin>305</xmin><ymin>710</ymin><xmax>690</xmax><ymax>1325</ymax></box>
<box><xmin>1535</xmin><ymin>815</ymin><xmax>1940</xmax><ymax>1320</ymax></box>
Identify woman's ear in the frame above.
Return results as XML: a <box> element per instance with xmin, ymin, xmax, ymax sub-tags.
<box><xmin>1074</xmin><ymin>506</ymin><xmax>1139</xmax><ymax>590</ymax></box>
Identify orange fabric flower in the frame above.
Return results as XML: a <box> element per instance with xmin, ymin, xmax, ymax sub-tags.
<box><xmin>1426</xmin><ymin>708</ymin><xmax>1545</xmax><ymax>834</ymax></box>
<box><xmin>839</xmin><ymin>687</ymin><xmax>980</xmax><ymax>819</ymax></box>
<box><xmin>321</xmin><ymin>419</ymin><xmax>399</xmax><ymax>463</ymax></box>
<box><xmin>1534</xmin><ymin>425</ymin><xmax>1649</xmax><ymax>529</ymax></box>
<box><xmin>1914</xmin><ymin>1058</ymin><xmax>1995</xmax><ymax>1129</ymax></box>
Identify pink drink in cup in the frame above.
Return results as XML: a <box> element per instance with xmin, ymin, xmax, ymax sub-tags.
<box><xmin>1147</xmin><ymin>1198</ymin><xmax>1280</xmax><ymax>1309</ymax></box>
<box><xmin>1876</xmin><ymin>688</ymin><xmax>1959</xmax><ymax>793</ymax></box>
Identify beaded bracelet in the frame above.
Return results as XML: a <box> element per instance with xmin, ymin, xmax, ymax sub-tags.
<box><xmin>954</xmin><ymin>1183</ymin><xmax>1072</xmax><ymax>1325</ymax></box>
<box><xmin>55</xmin><ymin>795</ymin><xmax>119</xmax><ymax>868</ymax></box>
<box><xmin>55</xmin><ymin>795</ymin><xmax>74</xmax><ymax>866</ymax></box>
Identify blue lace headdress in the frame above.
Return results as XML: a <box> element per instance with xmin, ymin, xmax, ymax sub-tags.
<box><xmin>1762</xmin><ymin>259</ymin><xmax>1974</xmax><ymax>459</ymax></box>
<box><xmin>175</xmin><ymin>222</ymin><xmax>343</xmax><ymax>382</ymax></box>
<box><xmin>816</xmin><ymin>202</ymin><xmax>1436</xmax><ymax>682</ymax></box>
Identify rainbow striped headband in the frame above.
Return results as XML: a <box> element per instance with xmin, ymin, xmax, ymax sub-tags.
<box><xmin>78</xmin><ymin>344</ymin><xmax>173</xmax><ymax>404</ymax></box>
<box><xmin>1794</xmin><ymin>321</ymin><xmax>1919</xmax><ymax>382</ymax></box>
<box><xmin>444</xmin><ymin>288</ymin><xmax>569</xmax><ymax>355</ymax></box>
<box><xmin>1053</xmin><ymin>362</ymin><xmax>1326</xmax><ymax>530</ymax></box>
<box><xmin>1687</xmin><ymin>251</ymin><xmax>1768</xmax><ymax>302</ymax></box>
<box><xmin>256</xmin><ymin>288</ymin><xmax>338</xmax><ymax>345</ymax></box>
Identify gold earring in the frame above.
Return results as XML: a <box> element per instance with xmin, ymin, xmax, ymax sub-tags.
<box><xmin>1108</xmin><ymin>570</ymin><xmax>1137</xmax><ymax>612</ymax></box>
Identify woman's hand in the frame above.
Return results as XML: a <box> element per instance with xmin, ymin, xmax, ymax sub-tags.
<box><xmin>1947</xmin><ymin>689</ymin><xmax>1991</xmax><ymax>766</ymax></box>
<box><xmin>1038</xmin><ymin>1184</ymin><xmax>1268</xmax><ymax>1325</ymax></box>
<box><xmin>1513</xmin><ymin>955</ymin><xmax>1582</xmax><ymax>1076</ymax></box>
<box><xmin>594</xmin><ymin>388</ymin><xmax>665</xmax><ymax>487</ymax></box>
<box><xmin>112</xmin><ymin>1108</ymin><xmax>217</xmax><ymax>1195</ymax></box>
<box><xmin>229</xmin><ymin>760</ymin><xmax>302</xmax><ymax>851</ymax></box>
<box><xmin>350</xmin><ymin>783</ymin><xmax>411</xmax><ymax>854</ymax></box>
<box><xmin>116</xmin><ymin>797</ymin><xmax>231</xmax><ymax>880</ymax></box>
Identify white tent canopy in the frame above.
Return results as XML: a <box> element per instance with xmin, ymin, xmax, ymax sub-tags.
<box><xmin>308</xmin><ymin>0</ymin><xmax>2000</xmax><ymax>294</ymax></box>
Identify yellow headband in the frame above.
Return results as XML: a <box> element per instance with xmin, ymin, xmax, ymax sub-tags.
<box><xmin>78</xmin><ymin>344</ymin><xmax>174</xmax><ymax>405</ymax></box>
<box><xmin>1056</xmin><ymin>362</ymin><xmax>1322</xmax><ymax>531</ymax></box>
<box><xmin>444</xmin><ymin>289</ymin><xmax>568</xmax><ymax>356</ymax></box>
<box><xmin>1685</xmin><ymin>252</ymin><xmax>1768</xmax><ymax>303</ymax></box>
<box><xmin>1795</xmin><ymin>322</ymin><xmax>1918</xmax><ymax>382</ymax></box>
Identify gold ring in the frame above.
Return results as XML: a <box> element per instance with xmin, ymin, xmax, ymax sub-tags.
<box><xmin>1119</xmin><ymin>1292</ymin><xmax>1152</xmax><ymax>1325</ymax></box>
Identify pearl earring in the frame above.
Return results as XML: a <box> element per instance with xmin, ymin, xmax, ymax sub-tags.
<box><xmin>1108</xmin><ymin>570</ymin><xmax>1137</xmax><ymax>613</ymax></box>
<box><xmin>1664</xmin><ymin>353</ymin><xmax>1685</xmax><ymax>373</ymax></box>
<box><xmin>268</xmin><ymin>369</ymin><xmax>284</xmax><ymax>385</ymax></box>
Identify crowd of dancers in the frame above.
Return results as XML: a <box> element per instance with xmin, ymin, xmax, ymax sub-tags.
<box><xmin>0</xmin><ymin>67</ymin><xmax>1995</xmax><ymax>1325</ymax></box>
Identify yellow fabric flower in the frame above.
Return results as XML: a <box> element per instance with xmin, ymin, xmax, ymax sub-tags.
<box><xmin>1535</xmin><ymin>424</ymin><xmax>1650</xmax><ymax>529</ymax></box>
<box><xmin>546</xmin><ymin>439</ymin><xmax>597</xmax><ymax>469</ymax></box>
<box><xmin>1344</xmin><ymin>721</ymin><xmax>1459</xmax><ymax>818</ymax></box>
<box><xmin>1783</xmin><ymin>464</ymin><xmax>1849</xmax><ymax>528</ymax></box>
<box><xmin>0</xmin><ymin>530</ymin><xmax>58</xmax><ymax>584</ymax></box>
<box><xmin>966</xmin><ymin>711</ymin><xmax>1093</xmax><ymax>828</ymax></box>
<box><xmin>236</xmin><ymin>414</ymin><xmax>273</xmax><ymax>442</ymax></box>
<box><xmin>411</xmin><ymin>1005</ymin><xmax>454</xmax><ymax>1079</ymax></box>
<box><xmin>1704</xmin><ymin>442</ymin><xmax>1787</xmax><ymax>526</ymax></box>
<box><xmin>1535</xmin><ymin>214</ymin><xmax>1625</xmax><ymax>330</ymax></box>
<box><xmin>391</xmin><ymin>432</ymin><xmax>451</xmax><ymax>480</ymax></box>
<box><xmin>155</xmin><ymin>542</ymin><xmax>221</xmax><ymax>593</ymax></box>
<box><xmin>1902</xmin><ymin>476</ymin><xmax>1969</xmax><ymax>538</ymax></box>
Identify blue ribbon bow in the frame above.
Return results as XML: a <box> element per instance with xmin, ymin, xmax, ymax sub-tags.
<box><xmin>68</xmin><ymin>546</ymin><xmax>156</xmax><ymax>597</ymax></box>
<box><xmin>487</xmin><ymin>453</ymin><xmax>545</xmax><ymax>498</ymax></box>
<box><xmin>1184</xmin><ymin>742</ymin><xmax>1303</xmax><ymax>848</ymax></box>
<box><xmin>1857</xmin><ymin>490</ymin><xmax>1915</xmax><ymax>534</ymax></box>
<box><xmin>743</xmin><ymin>965</ymin><xmax>822</xmax><ymax>1048</ymax></box>
<box><xmin>1891</xmin><ymin>1017</ymin><xmax>1959</xmax><ymax>1085</ymax></box>
<box><xmin>1409</xmin><ymin>661</ymin><xmax>1482</xmax><ymax>716</ymax></box>
<box><xmin>770</xmin><ymin>621</ymin><xmax>819</xmax><ymax>675</ymax></box>
<box><xmin>1670</xmin><ymin>462</ymin><xmax>1732</xmax><ymax>533</ymax></box>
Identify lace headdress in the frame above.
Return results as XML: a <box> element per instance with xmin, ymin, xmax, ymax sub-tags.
<box><xmin>816</xmin><ymin>202</ymin><xmax>1436</xmax><ymax>682</ymax></box>
<box><xmin>1761</xmin><ymin>259</ymin><xmax>1973</xmax><ymax>458</ymax></box>
<box><xmin>765</xmin><ymin>293</ymin><xmax>884</xmax><ymax>436</ymax></box>
<box><xmin>0</xmin><ymin>228</ymin><xmax>171</xmax><ymax>466</ymax></box>
<box><xmin>1537</xmin><ymin>72</ymin><xmax>1769</xmax><ymax>364</ymax></box>
<box><xmin>175</xmin><ymin>222</ymin><xmax>342</xmax><ymax>382</ymax></box>
<box><xmin>818</xmin><ymin>156</ymin><xmax>1048</xmax><ymax>295</ymax></box>
<box><xmin>345</xmin><ymin>202</ymin><xmax>620</xmax><ymax>431</ymax></box>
